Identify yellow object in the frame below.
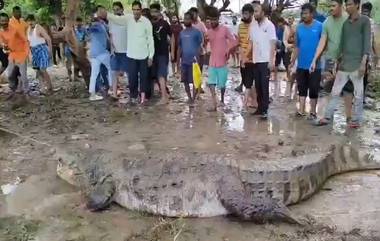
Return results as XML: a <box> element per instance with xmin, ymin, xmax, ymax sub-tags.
<box><xmin>193</xmin><ymin>62</ymin><xmax>202</xmax><ymax>89</ymax></box>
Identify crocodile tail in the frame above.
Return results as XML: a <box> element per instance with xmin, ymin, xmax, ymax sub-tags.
<box><xmin>273</xmin><ymin>203</ymin><xmax>304</xmax><ymax>225</ymax></box>
<box><xmin>331</xmin><ymin>144</ymin><xmax>380</xmax><ymax>175</ymax></box>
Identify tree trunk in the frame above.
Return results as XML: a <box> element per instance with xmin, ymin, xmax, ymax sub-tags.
<box><xmin>52</xmin><ymin>0</ymin><xmax>90</xmax><ymax>87</ymax></box>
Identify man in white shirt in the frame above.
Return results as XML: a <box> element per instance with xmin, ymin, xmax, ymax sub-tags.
<box><xmin>109</xmin><ymin>1</ymin><xmax>128</xmax><ymax>99</ymax></box>
<box><xmin>97</xmin><ymin>0</ymin><xmax>154</xmax><ymax>105</ymax></box>
<box><xmin>249</xmin><ymin>4</ymin><xmax>277</xmax><ymax>119</ymax></box>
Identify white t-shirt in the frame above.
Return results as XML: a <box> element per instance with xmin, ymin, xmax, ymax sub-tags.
<box><xmin>249</xmin><ymin>18</ymin><xmax>277</xmax><ymax>63</ymax></box>
<box><xmin>109</xmin><ymin>22</ymin><xmax>128</xmax><ymax>53</ymax></box>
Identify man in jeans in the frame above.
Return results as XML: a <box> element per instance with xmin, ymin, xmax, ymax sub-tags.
<box><xmin>249</xmin><ymin>4</ymin><xmax>276</xmax><ymax>119</ymax></box>
<box><xmin>98</xmin><ymin>1</ymin><xmax>154</xmax><ymax>105</ymax></box>
<box><xmin>88</xmin><ymin>6</ymin><xmax>113</xmax><ymax>101</ymax></box>
<box><xmin>316</xmin><ymin>0</ymin><xmax>371</xmax><ymax>128</ymax></box>
<box><xmin>310</xmin><ymin>0</ymin><xmax>352</xmax><ymax>122</ymax></box>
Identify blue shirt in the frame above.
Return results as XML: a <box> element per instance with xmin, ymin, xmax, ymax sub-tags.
<box><xmin>75</xmin><ymin>27</ymin><xmax>87</xmax><ymax>43</ymax></box>
<box><xmin>276</xmin><ymin>26</ymin><xmax>284</xmax><ymax>42</ymax></box>
<box><xmin>88</xmin><ymin>22</ymin><xmax>109</xmax><ymax>58</ymax></box>
<box><xmin>314</xmin><ymin>12</ymin><xmax>326</xmax><ymax>23</ymax></box>
<box><xmin>179</xmin><ymin>27</ymin><xmax>203</xmax><ymax>65</ymax></box>
<box><xmin>296</xmin><ymin>20</ymin><xmax>322</xmax><ymax>69</ymax></box>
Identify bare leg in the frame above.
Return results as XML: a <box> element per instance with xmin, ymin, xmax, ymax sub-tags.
<box><xmin>299</xmin><ymin>96</ymin><xmax>306</xmax><ymax>114</ymax></box>
<box><xmin>243</xmin><ymin>88</ymin><xmax>250</xmax><ymax>107</ymax></box>
<box><xmin>208</xmin><ymin>85</ymin><xmax>217</xmax><ymax>111</ymax></box>
<box><xmin>250</xmin><ymin>87</ymin><xmax>258</xmax><ymax>107</ymax></box>
<box><xmin>344</xmin><ymin>93</ymin><xmax>353</xmax><ymax>121</ymax></box>
<box><xmin>221</xmin><ymin>88</ymin><xmax>226</xmax><ymax>105</ymax></box>
<box><xmin>159</xmin><ymin>77</ymin><xmax>169</xmax><ymax>104</ymax></box>
<box><xmin>140</xmin><ymin>92</ymin><xmax>146</xmax><ymax>104</ymax></box>
<box><xmin>112</xmin><ymin>71</ymin><xmax>119</xmax><ymax>98</ymax></box>
<box><xmin>66</xmin><ymin>58</ymin><xmax>73</xmax><ymax>81</ymax></box>
<box><xmin>310</xmin><ymin>98</ymin><xmax>317</xmax><ymax>115</ymax></box>
<box><xmin>184</xmin><ymin>82</ymin><xmax>193</xmax><ymax>103</ymax></box>
<box><xmin>171</xmin><ymin>63</ymin><xmax>176</xmax><ymax>76</ymax></box>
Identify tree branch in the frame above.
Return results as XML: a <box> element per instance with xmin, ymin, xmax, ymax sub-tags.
<box><xmin>219</xmin><ymin>0</ymin><xmax>230</xmax><ymax>12</ymax></box>
<box><xmin>210</xmin><ymin>0</ymin><xmax>217</xmax><ymax>6</ymax></box>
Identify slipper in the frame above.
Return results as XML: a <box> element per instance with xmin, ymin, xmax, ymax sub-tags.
<box><xmin>313</xmin><ymin>118</ymin><xmax>330</xmax><ymax>126</ymax></box>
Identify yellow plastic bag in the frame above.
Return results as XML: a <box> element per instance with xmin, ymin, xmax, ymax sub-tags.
<box><xmin>193</xmin><ymin>62</ymin><xmax>202</xmax><ymax>89</ymax></box>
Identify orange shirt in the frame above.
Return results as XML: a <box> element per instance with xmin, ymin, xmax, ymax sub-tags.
<box><xmin>9</xmin><ymin>17</ymin><xmax>28</xmax><ymax>36</ymax></box>
<box><xmin>0</xmin><ymin>17</ymin><xmax>29</xmax><ymax>63</ymax></box>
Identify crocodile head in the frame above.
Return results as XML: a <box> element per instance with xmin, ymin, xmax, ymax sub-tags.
<box><xmin>56</xmin><ymin>149</ymin><xmax>84</xmax><ymax>187</ymax></box>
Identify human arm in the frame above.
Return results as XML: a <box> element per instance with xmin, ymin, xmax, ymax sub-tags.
<box><xmin>97</xmin><ymin>8</ymin><xmax>130</xmax><ymax>26</ymax></box>
<box><xmin>226</xmin><ymin>27</ymin><xmax>238</xmax><ymax>58</ymax></box>
<box><xmin>289</xmin><ymin>29</ymin><xmax>299</xmax><ymax>69</ymax></box>
<box><xmin>37</xmin><ymin>24</ymin><xmax>53</xmax><ymax>54</ymax></box>
<box><xmin>268</xmin><ymin>22</ymin><xmax>277</xmax><ymax>71</ymax></box>
<box><xmin>283</xmin><ymin>25</ymin><xmax>292</xmax><ymax>51</ymax></box>
<box><xmin>170</xmin><ymin>33</ymin><xmax>175</xmax><ymax>62</ymax></box>
<box><xmin>310</xmin><ymin>24</ymin><xmax>327</xmax><ymax>72</ymax></box>
<box><xmin>146</xmin><ymin>20</ymin><xmax>155</xmax><ymax>66</ymax></box>
<box><xmin>357</xmin><ymin>17</ymin><xmax>371</xmax><ymax>77</ymax></box>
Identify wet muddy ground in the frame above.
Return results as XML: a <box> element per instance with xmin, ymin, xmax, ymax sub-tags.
<box><xmin>1</xmin><ymin>66</ymin><xmax>380</xmax><ymax>241</ymax></box>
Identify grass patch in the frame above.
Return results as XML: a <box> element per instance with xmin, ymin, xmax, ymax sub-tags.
<box><xmin>0</xmin><ymin>216</ymin><xmax>41</xmax><ymax>241</ymax></box>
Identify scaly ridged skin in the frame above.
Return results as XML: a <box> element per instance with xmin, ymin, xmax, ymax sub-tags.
<box><xmin>56</xmin><ymin>143</ymin><xmax>380</xmax><ymax>222</ymax></box>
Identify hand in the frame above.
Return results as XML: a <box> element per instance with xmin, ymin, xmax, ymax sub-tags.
<box><xmin>268</xmin><ymin>61</ymin><xmax>275</xmax><ymax>72</ymax></box>
<box><xmin>148</xmin><ymin>58</ymin><xmax>153</xmax><ymax>67</ymax></box>
<box><xmin>309</xmin><ymin>61</ymin><xmax>316</xmax><ymax>73</ymax></box>
<box><xmin>358</xmin><ymin>62</ymin><xmax>366</xmax><ymax>78</ymax></box>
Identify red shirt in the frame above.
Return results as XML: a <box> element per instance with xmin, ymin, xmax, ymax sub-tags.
<box><xmin>206</xmin><ymin>25</ymin><xmax>236</xmax><ymax>68</ymax></box>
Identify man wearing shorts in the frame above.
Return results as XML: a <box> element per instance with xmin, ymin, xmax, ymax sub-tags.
<box><xmin>109</xmin><ymin>1</ymin><xmax>128</xmax><ymax>98</ymax></box>
<box><xmin>206</xmin><ymin>7</ymin><xmax>237</xmax><ymax>112</ymax></box>
<box><xmin>178</xmin><ymin>12</ymin><xmax>203</xmax><ymax>104</ymax></box>
<box><xmin>290</xmin><ymin>3</ymin><xmax>322</xmax><ymax>120</ymax></box>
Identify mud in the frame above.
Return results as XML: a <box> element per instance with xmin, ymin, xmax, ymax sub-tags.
<box><xmin>0</xmin><ymin>66</ymin><xmax>380</xmax><ymax>240</ymax></box>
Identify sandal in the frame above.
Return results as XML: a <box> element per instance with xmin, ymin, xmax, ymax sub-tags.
<box><xmin>313</xmin><ymin>118</ymin><xmax>330</xmax><ymax>126</ymax></box>
<box><xmin>295</xmin><ymin>112</ymin><xmax>306</xmax><ymax>118</ymax></box>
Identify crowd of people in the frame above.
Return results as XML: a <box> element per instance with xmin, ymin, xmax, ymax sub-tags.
<box><xmin>0</xmin><ymin>0</ymin><xmax>377</xmax><ymax>128</ymax></box>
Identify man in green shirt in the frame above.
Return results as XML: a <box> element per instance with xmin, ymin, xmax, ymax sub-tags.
<box><xmin>315</xmin><ymin>0</ymin><xmax>371</xmax><ymax>128</ymax></box>
<box><xmin>310</xmin><ymin>0</ymin><xmax>352</xmax><ymax>120</ymax></box>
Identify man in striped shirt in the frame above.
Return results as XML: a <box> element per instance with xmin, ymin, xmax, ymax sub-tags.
<box><xmin>239</xmin><ymin>3</ymin><xmax>257</xmax><ymax>109</ymax></box>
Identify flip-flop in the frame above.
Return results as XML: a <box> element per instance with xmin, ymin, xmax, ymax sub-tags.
<box><xmin>313</xmin><ymin>119</ymin><xmax>330</xmax><ymax>126</ymax></box>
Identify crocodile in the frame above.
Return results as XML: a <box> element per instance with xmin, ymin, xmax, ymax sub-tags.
<box><xmin>56</xmin><ymin>143</ymin><xmax>380</xmax><ymax>224</ymax></box>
